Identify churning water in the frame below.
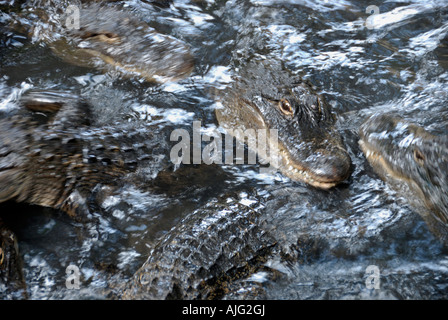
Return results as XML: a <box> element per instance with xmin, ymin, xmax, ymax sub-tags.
<box><xmin>1</xmin><ymin>0</ymin><xmax>448</xmax><ymax>299</ymax></box>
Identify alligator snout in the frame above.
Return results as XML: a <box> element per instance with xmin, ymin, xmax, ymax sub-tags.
<box><xmin>307</xmin><ymin>148</ymin><xmax>352</xmax><ymax>184</ymax></box>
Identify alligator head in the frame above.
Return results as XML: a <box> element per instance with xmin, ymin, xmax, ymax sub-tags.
<box><xmin>33</xmin><ymin>3</ymin><xmax>194</xmax><ymax>83</ymax></box>
<box><xmin>216</xmin><ymin>59</ymin><xmax>351</xmax><ymax>189</ymax></box>
<box><xmin>359</xmin><ymin>113</ymin><xmax>448</xmax><ymax>245</ymax></box>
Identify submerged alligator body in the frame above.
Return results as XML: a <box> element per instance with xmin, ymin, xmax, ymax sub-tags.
<box><xmin>7</xmin><ymin>1</ymin><xmax>194</xmax><ymax>83</ymax></box>
<box><xmin>122</xmin><ymin>190</ymin><xmax>278</xmax><ymax>300</ymax></box>
<box><xmin>0</xmin><ymin>78</ymin><xmax>352</xmax><ymax>297</ymax></box>
<box><xmin>0</xmin><ymin>90</ymin><xmax>170</xmax><ymax>292</ymax></box>
<box><xmin>359</xmin><ymin>113</ymin><xmax>448</xmax><ymax>246</ymax></box>
<box><xmin>0</xmin><ymin>90</ymin><xmax>169</xmax><ymax>217</ymax></box>
<box><xmin>216</xmin><ymin>58</ymin><xmax>351</xmax><ymax>189</ymax></box>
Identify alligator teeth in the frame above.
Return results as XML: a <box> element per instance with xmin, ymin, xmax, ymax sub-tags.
<box><xmin>360</xmin><ymin>140</ymin><xmax>382</xmax><ymax>163</ymax></box>
<box><xmin>365</xmin><ymin>149</ymin><xmax>381</xmax><ymax>162</ymax></box>
<box><xmin>288</xmin><ymin>166</ymin><xmax>315</xmax><ymax>183</ymax></box>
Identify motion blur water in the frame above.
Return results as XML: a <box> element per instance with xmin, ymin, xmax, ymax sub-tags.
<box><xmin>1</xmin><ymin>0</ymin><xmax>448</xmax><ymax>299</ymax></box>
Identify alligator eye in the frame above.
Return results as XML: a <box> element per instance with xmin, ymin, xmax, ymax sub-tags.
<box><xmin>82</xmin><ymin>32</ymin><xmax>121</xmax><ymax>44</ymax></box>
<box><xmin>0</xmin><ymin>247</ymin><xmax>3</xmax><ymax>265</ymax></box>
<box><xmin>414</xmin><ymin>148</ymin><xmax>425</xmax><ymax>165</ymax></box>
<box><xmin>278</xmin><ymin>99</ymin><xmax>294</xmax><ymax>116</ymax></box>
<box><xmin>101</xmin><ymin>33</ymin><xmax>119</xmax><ymax>40</ymax></box>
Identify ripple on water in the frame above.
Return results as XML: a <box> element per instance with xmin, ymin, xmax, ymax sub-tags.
<box><xmin>1</xmin><ymin>0</ymin><xmax>448</xmax><ymax>300</ymax></box>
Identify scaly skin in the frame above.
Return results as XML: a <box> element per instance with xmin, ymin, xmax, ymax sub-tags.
<box><xmin>9</xmin><ymin>1</ymin><xmax>194</xmax><ymax>83</ymax></box>
<box><xmin>122</xmin><ymin>191</ymin><xmax>277</xmax><ymax>300</ymax></box>
<box><xmin>216</xmin><ymin>58</ymin><xmax>352</xmax><ymax>189</ymax></box>
<box><xmin>0</xmin><ymin>90</ymin><xmax>170</xmax><ymax>294</ymax></box>
<box><xmin>0</xmin><ymin>90</ymin><xmax>169</xmax><ymax>217</ymax></box>
<box><xmin>359</xmin><ymin>113</ymin><xmax>448</xmax><ymax>246</ymax></box>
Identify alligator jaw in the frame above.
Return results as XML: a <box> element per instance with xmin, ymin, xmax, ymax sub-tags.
<box><xmin>225</xmin><ymin>123</ymin><xmax>352</xmax><ymax>189</ymax></box>
<box><xmin>358</xmin><ymin>136</ymin><xmax>413</xmax><ymax>185</ymax></box>
<box><xmin>358</xmin><ymin>119</ymin><xmax>420</xmax><ymax>186</ymax></box>
<box><xmin>359</xmin><ymin>139</ymin><xmax>391</xmax><ymax>178</ymax></box>
<box><xmin>277</xmin><ymin>145</ymin><xmax>350</xmax><ymax>189</ymax></box>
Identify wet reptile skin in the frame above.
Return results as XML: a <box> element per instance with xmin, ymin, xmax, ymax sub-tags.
<box><xmin>216</xmin><ymin>57</ymin><xmax>352</xmax><ymax>189</ymax></box>
<box><xmin>0</xmin><ymin>90</ymin><xmax>169</xmax><ymax>216</ymax></box>
<box><xmin>0</xmin><ymin>90</ymin><xmax>171</xmax><ymax>294</ymax></box>
<box><xmin>5</xmin><ymin>1</ymin><xmax>194</xmax><ymax>83</ymax></box>
<box><xmin>359</xmin><ymin>113</ymin><xmax>448</xmax><ymax>246</ymax></box>
<box><xmin>122</xmin><ymin>191</ymin><xmax>277</xmax><ymax>299</ymax></box>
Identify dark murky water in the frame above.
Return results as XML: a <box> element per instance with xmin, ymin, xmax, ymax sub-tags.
<box><xmin>1</xmin><ymin>0</ymin><xmax>448</xmax><ymax>299</ymax></box>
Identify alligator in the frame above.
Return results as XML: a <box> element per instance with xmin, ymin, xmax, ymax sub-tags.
<box><xmin>121</xmin><ymin>185</ymin><xmax>334</xmax><ymax>300</ymax></box>
<box><xmin>0</xmin><ymin>4</ymin><xmax>352</xmax><ymax>297</ymax></box>
<box><xmin>359</xmin><ymin>113</ymin><xmax>448</xmax><ymax>246</ymax></box>
<box><xmin>0</xmin><ymin>90</ymin><xmax>171</xmax><ymax>292</ymax></box>
<box><xmin>4</xmin><ymin>1</ymin><xmax>194</xmax><ymax>83</ymax></box>
<box><xmin>121</xmin><ymin>189</ymin><xmax>278</xmax><ymax>300</ymax></box>
<box><xmin>0</xmin><ymin>64</ymin><xmax>353</xmax><ymax>297</ymax></box>
<box><xmin>0</xmin><ymin>90</ymin><xmax>170</xmax><ymax>217</ymax></box>
<box><xmin>122</xmin><ymin>58</ymin><xmax>353</xmax><ymax>299</ymax></box>
<box><xmin>216</xmin><ymin>57</ymin><xmax>352</xmax><ymax>189</ymax></box>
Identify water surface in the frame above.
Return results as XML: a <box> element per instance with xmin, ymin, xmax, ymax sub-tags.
<box><xmin>1</xmin><ymin>0</ymin><xmax>448</xmax><ymax>299</ymax></box>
